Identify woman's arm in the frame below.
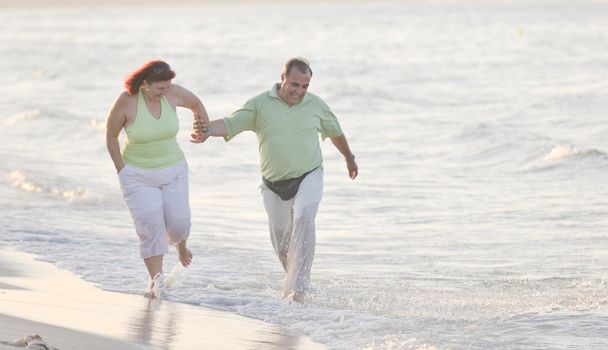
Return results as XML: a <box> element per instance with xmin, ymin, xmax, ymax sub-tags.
<box><xmin>171</xmin><ymin>84</ymin><xmax>212</xmax><ymax>143</ymax></box>
<box><xmin>171</xmin><ymin>84</ymin><xmax>210</xmax><ymax>123</ymax></box>
<box><xmin>105</xmin><ymin>94</ymin><xmax>128</xmax><ymax>173</ymax></box>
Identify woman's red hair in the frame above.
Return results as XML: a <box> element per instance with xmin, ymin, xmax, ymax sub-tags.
<box><xmin>123</xmin><ymin>60</ymin><xmax>176</xmax><ymax>95</ymax></box>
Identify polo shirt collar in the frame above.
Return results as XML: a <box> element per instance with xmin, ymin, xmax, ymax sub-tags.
<box><xmin>269</xmin><ymin>83</ymin><xmax>281</xmax><ymax>99</ymax></box>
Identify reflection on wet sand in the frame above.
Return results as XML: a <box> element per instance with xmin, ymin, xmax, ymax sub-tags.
<box><xmin>127</xmin><ymin>297</ymin><xmax>321</xmax><ymax>350</ymax></box>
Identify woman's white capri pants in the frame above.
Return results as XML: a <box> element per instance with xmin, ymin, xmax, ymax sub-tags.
<box><xmin>118</xmin><ymin>160</ymin><xmax>191</xmax><ymax>259</ymax></box>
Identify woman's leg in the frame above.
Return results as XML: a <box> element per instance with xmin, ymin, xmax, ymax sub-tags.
<box><xmin>163</xmin><ymin>161</ymin><xmax>193</xmax><ymax>267</ymax></box>
<box><xmin>143</xmin><ymin>255</ymin><xmax>163</xmax><ymax>278</ymax></box>
<box><xmin>119</xmin><ymin>165</ymin><xmax>168</xmax><ymax>297</ymax></box>
<box><xmin>143</xmin><ymin>255</ymin><xmax>164</xmax><ymax>298</ymax></box>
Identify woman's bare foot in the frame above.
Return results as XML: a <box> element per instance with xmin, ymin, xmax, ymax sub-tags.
<box><xmin>144</xmin><ymin>273</ymin><xmax>164</xmax><ymax>299</ymax></box>
<box><xmin>176</xmin><ymin>240</ymin><xmax>193</xmax><ymax>267</ymax></box>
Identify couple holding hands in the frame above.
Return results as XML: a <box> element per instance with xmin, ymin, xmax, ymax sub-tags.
<box><xmin>105</xmin><ymin>58</ymin><xmax>358</xmax><ymax>303</ymax></box>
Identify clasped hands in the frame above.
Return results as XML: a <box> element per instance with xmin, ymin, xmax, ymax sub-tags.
<box><xmin>190</xmin><ymin>114</ymin><xmax>208</xmax><ymax>144</ymax></box>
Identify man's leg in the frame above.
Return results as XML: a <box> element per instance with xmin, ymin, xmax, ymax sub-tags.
<box><xmin>283</xmin><ymin>169</ymin><xmax>323</xmax><ymax>300</ymax></box>
<box><xmin>262</xmin><ymin>183</ymin><xmax>294</xmax><ymax>271</ymax></box>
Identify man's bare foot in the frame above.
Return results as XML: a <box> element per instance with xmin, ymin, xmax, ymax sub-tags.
<box><xmin>177</xmin><ymin>241</ymin><xmax>193</xmax><ymax>267</ymax></box>
<box><xmin>291</xmin><ymin>291</ymin><xmax>306</xmax><ymax>304</ymax></box>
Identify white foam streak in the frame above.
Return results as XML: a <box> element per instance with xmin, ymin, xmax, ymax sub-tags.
<box><xmin>9</xmin><ymin>171</ymin><xmax>43</xmax><ymax>193</ymax></box>
<box><xmin>6</xmin><ymin>110</ymin><xmax>40</xmax><ymax>125</ymax></box>
<box><xmin>543</xmin><ymin>145</ymin><xmax>585</xmax><ymax>161</ymax></box>
<box><xmin>8</xmin><ymin>171</ymin><xmax>88</xmax><ymax>201</ymax></box>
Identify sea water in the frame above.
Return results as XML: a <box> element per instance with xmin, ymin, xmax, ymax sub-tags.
<box><xmin>1</xmin><ymin>1</ymin><xmax>608</xmax><ymax>349</ymax></box>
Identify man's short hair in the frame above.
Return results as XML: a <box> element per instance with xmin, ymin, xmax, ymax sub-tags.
<box><xmin>283</xmin><ymin>57</ymin><xmax>313</xmax><ymax>76</ymax></box>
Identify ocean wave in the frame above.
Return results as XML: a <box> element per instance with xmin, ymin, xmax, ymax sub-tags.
<box><xmin>3</xmin><ymin>108</ymin><xmax>94</xmax><ymax>127</ymax></box>
<box><xmin>456</xmin><ymin>121</ymin><xmax>608</xmax><ymax>174</ymax></box>
<box><xmin>1</xmin><ymin>108</ymin><xmax>108</xmax><ymax>165</ymax></box>
<box><xmin>543</xmin><ymin>144</ymin><xmax>605</xmax><ymax>162</ymax></box>
<box><xmin>517</xmin><ymin>143</ymin><xmax>608</xmax><ymax>174</ymax></box>
<box><xmin>8</xmin><ymin>170</ymin><xmax>88</xmax><ymax>201</ymax></box>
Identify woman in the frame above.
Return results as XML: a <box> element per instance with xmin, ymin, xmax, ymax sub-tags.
<box><xmin>105</xmin><ymin>60</ymin><xmax>210</xmax><ymax>298</ymax></box>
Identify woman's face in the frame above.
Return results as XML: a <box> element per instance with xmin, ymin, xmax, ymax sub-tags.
<box><xmin>143</xmin><ymin>80</ymin><xmax>172</xmax><ymax>98</ymax></box>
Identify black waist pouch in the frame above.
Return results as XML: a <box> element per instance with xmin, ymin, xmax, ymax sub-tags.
<box><xmin>263</xmin><ymin>168</ymin><xmax>317</xmax><ymax>201</ymax></box>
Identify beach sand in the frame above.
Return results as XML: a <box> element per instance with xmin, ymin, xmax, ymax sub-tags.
<box><xmin>0</xmin><ymin>246</ymin><xmax>324</xmax><ymax>350</ymax></box>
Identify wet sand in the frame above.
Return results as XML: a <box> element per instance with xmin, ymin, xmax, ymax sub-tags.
<box><xmin>0</xmin><ymin>247</ymin><xmax>324</xmax><ymax>349</ymax></box>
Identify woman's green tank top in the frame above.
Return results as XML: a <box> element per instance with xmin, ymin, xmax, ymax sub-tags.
<box><xmin>121</xmin><ymin>90</ymin><xmax>184</xmax><ymax>168</ymax></box>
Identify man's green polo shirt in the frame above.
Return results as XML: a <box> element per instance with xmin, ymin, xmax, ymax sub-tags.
<box><xmin>223</xmin><ymin>84</ymin><xmax>343</xmax><ymax>182</ymax></box>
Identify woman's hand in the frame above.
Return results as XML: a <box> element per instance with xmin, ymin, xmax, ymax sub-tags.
<box><xmin>190</xmin><ymin>114</ymin><xmax>210</xmax><ymax>144</ymax></box>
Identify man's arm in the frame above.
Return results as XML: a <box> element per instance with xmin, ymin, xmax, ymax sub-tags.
<box><xmin>191</xmin><ymin>102</ymin><xmax>256</xmax><ymax>143</ymax></box>
<box><xmin>330</xmin><ymin>134</ymin><xmax>358</xmax><ymax>179</ymax></box>
<box><xmin>191</xmin><ymin>117</ymin><xmax>228</xmax><ymax>143</ymax></box>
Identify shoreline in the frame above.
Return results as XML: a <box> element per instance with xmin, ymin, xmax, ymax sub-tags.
<box><xmin>0</xmin><ymin>246</ymin><xmax>325</xmax><ymax>350</ymax></box>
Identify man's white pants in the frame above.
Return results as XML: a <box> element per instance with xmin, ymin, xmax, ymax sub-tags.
<box><xmin>118</xmin><ymin>160</ymin><xmax>191</xmax><ymax>259</ymax></box>
<box><xmin>261</xmin><ymin>169</ymin><xmax>323</xmax><ymax>298</ymax></box>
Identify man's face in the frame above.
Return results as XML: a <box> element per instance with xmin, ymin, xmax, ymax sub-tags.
<box><xmin>279</xmin><ymin>69</ymin><xmax>311</xmax><ymax>106</ymax></box>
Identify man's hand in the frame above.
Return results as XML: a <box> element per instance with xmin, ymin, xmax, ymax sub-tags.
<box><xmin>190</xmin><ymin>114</ymin><xmax>209</xmax><ymax>144</ymax></box>
<box><xmin>329</xmin><ymin>134</ymin><xmax>358</xmax><ymax>180</ymax></box>
<box><xmin>346</xmin><ymin>155</ymin><xmax>358</xmax><ymax>179</ymax></box>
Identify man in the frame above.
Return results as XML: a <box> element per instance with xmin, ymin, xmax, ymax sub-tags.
<box><xmin>191</xmin><ymin>57</ymin><xmax>358</xmax><ymax>303</ymax></box>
